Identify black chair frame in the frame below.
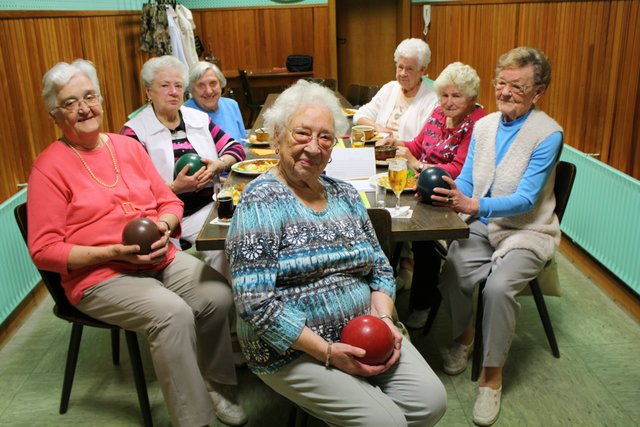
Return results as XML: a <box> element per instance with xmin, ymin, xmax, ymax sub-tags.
<box><xmin>238</xmin><ymin>69</ymin><xmax>264</xmax><ymax>128</ymax></box>
<box><xmin>14</xmin><ymin>203</ymin><xmax>152</xmax><ymax>427</ymax></box>
<box><xmin>470</xmin><ymin>161</ymin><xmax>576</xmax><ymax>381</ymax></box>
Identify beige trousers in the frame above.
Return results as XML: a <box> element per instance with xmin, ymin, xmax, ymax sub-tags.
<box><xmin>77</xmin><ymin>251</ymin><xmax>235</xmax><ymax>427</ymax></box>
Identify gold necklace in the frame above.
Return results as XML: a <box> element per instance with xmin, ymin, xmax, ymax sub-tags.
<box><xmin>65</xmin><ymin>136</ymin><xmax>120</xmax><ymax>188</ymax></box>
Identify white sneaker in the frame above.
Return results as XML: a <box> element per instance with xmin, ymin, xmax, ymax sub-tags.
<box><xmin>405</xmin><ymin>309</ymin><xmax>430</xmax><ymax>329</ymax></box>
<box><xmin>209</xmin><ymin>384</ymin><xmax>248</xmax><ymax>426</ymax></box>
<box><xmin>442</xmin><ymin>341</ymin><xmax>473</xmax><ymax>375</ymax></box>
<box><xmin>472</xmin><ymin>386</ymin><xmax>502</xmax><ymax>426</ymax></box>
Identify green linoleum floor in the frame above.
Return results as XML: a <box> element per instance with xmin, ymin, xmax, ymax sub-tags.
<box><xmin>1</xmin><ymin>250</ymin><xmax>639</xmax><ymax>427</ymax></box>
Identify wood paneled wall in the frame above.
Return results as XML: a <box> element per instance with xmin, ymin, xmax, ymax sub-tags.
<box><xmin>0</xmin><ymin>6</ymin><xmax>330</xmax><ymax>204</ymax></box>
<box><xmin>1</xmin><ymin>2</ymin><xmax>638</xmax><ymax>204</ymax></box>
<box><xmin>411</xmin><ymin>0</ymin><xmax>640</xmax><ymax>179</ymax></box>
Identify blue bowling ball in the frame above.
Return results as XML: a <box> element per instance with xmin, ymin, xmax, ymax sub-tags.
<box><xmin>417</xmin><ymin>167</ymin><xmax>451</xmax><ymax>204</ymax></box>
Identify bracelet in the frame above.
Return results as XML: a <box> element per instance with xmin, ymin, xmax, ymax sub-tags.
<box><xmin>169</xmin><ymin>182</ymin><xmax>176</xmax><ymax>193</ymax></box>
<box><xmin>378</xmin><ymin>314</ymin><xmax>393</xmax><ymax>322</ymax></box>
<box><xmin>325</xmin><ymin>340</ymin><xmax>333</xmax><ymax>368</ymax></box>
<box><xmin>158</xmin><ymin>220</ymin><xmax>171</xmax><ymax>234</ymax></box>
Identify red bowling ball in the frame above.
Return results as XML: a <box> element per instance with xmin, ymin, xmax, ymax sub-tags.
<box><xmin>340</xmin><ymin>315</ymin><xmax>395</xmax><ymax>365</ymax></box>
<box><xmin>122</xmin><ymin>218</ymin><xmax>161</xmax><ymax>255</ymax></box>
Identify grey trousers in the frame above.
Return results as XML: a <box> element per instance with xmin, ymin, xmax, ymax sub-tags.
<box><xmin>259</xmin><ymin>340</ymin><xmax>447</xmax><ymax>427</ymax></box>
<box><xmin>439</xmin><ymin>220</ymin><xmax>545</xmax><ymax>367</ymax></box>
<box><xmin>76</xmin><ymin>251</ymin><xmax>235</xmax><ymax>427</ymax></box>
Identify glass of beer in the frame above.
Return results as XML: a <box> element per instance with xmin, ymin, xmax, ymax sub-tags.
<box><xmin>388</xmin><ymin>157</ymin><xmax>408</xmax><ymax>213</ymax></box>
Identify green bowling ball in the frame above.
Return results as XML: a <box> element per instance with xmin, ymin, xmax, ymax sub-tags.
<box><xmin>174</xmin><ymin>153</ymin><xmax>205</xmax><ymax>178</ymax></box>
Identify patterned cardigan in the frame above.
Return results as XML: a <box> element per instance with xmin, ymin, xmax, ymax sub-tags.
<box><xmin>225</xmin><ymin>171</ymin><xmax>395</xmax><ymax>374</ymax></box>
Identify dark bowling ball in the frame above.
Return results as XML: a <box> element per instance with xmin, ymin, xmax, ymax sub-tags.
<box><xmin>122</xmin><ymin>218</ymin><xmax>161</xmax><ymax>255</ymax></box>
<box><xmin>340</xmin><ymin>315</ymin><xmax>395</xmax><ymax>365</ymax></box>
<box><xmin>174</xmin><ymin>153</ymin><xmax>205</xmax><ymax>178</ymax></box>
<box><xmin>417</xmin><ymin>167</ymin><xmax>452</xmax><ymax>205</ymax></box>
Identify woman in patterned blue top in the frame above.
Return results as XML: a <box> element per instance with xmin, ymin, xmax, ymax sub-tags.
<box><xmin>226</xmin><ymin>80</ymin><xmax>446</xmax><ymax>426</ymax></box>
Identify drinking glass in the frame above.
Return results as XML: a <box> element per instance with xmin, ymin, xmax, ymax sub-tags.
<box><xmin>351</xmin><ymin>128</ymin><xmax>365</xmax><ymax>148</ymax></box>
<box><xmin>387</xmin><ymin>158</ymin><xmax>408</xmax><ymax>213</ymax></box>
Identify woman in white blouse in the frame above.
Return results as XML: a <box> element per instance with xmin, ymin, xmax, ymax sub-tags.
<box><xmin>353</xmin><ymin>38</ymin><xmax>438</xmax><ymax>140</ymax></box>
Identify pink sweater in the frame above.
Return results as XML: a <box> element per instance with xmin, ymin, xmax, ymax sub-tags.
<box><xmin>27</xmin><ymin>133</ymin><xmax>184</xmax><ymax>305</ymax></box>
<box><xmin>404</xmin><ymin>105</ymin><xmax>487</xmax><ymax>179</ymax></box>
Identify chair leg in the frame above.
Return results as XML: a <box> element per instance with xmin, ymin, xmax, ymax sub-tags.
<box><xmin>471</xmin><ymin>281</ymin><xmax>485</xmax><ymax>382</ymax></box>
<box><xmin>124</xmin><ymin>330</ymin><xmax>153</xmax><ymax>427</ymax></box>
<box><xmin>422</xmin><ymin>292</ymin><xmax>441</xmax><ymax>336</ymax></box>
<box><xmin>287</xmin><ymin>404</ymin><xmax>309</xmax><ymax>427</ymax></box>
<box><xmin>60</xmin><ymin>323</ymin><xmax>84</xmax><ymax>414</ymax></box>
<box><xmin>529</xmin><ymin>279</ymin><xmax>560</xmax><ymax>358</ymax></box>
<box><xmin>111</xmin><ymin>328</ymin><xmax>120</xmax><ymax>366</ymax></box>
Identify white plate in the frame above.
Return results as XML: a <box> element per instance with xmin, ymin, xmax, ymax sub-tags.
<box><xmin>243</xmin><ymin>137</ymin><xmax>270</xmax><ymax>146</ymax></box>
<box><xmin>343</xmin><ymin>108</ymin><xmax>357</xmax><ymax>118</ymax></box>
<box><xmin>231</xmin><ymin>158</ymin><xmax>279</xmax><ymax>176</ymax></box>
<box><xmin>368</xmin><ymin>172</ymin><xmax>416</xmax><ymax>192</ymax></box>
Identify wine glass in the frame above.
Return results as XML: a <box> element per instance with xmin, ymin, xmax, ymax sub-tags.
<box><xmin>387</xmin><ymin>157</ymin><xmax>408</xmax><ymax>213</ymax></box>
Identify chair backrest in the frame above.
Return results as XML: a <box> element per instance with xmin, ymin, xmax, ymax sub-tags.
<box><xmin>238</xmin><ymin>69</ymin><xmax>259</xmax><ymax>106</ymax></box>
<box><xmin>553</xmin><ymin>161</ymin><xmax>577</xmax><ymax>224</ymax></box>
<box><xmin>14</xmin><ymin>203</ymin><xmax>82</xmax><ymax>317</ymax></box>
<box><xmin>365</xmin><ymin>85</ymin><xmax>379</xmax><ymax>103</ymax></box>
<box><xmin>346</xmin><ymin>84</ymin><xmax>367</xmax><ymax>107</ymax></box>
<box><xmin>222</xmin><ymin>87</ymin><xmax>236</xmax><ymax>100</ymax></box>
<box><xmin>367</xmin><ymin>208</ymin><xmax>393</xmax><ymax>262</ymax></box>
<box><xmin>305</xmin><ymin>77</ymin><xmax>337</xmax><ymax>92</ymax></box>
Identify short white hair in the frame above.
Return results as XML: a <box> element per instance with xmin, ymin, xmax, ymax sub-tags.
<box><xmin>262</xmin><ymin>79</ymin><xmax>349</xmax><ymax>138</ymax></box>
<box><xmin>140</xmin><ymin>55</ymin><xmax>188</xmax><ymax>89</ymax></box>
<box><xmin>42</xmin><ymin>59</ymin><xmax>101</xmax><ymax>113</ymax></box>
<box><xmin>434</xmin><ymin>62</ymin><xmax>481</xmax><ymax>99</ymax></box>
<box><xmin>394</xmin><ymin>38</ymin><xmax>431</xmax><ymax>69</ymax></box>
<box><xmin>188</xmin><ymin>61</ymin><xmax>227</xmax><ymax>93</ymax></box>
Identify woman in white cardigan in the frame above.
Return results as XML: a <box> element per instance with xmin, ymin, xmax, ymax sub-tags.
<box><xmin>353</xmin><ymin>38</ymin><xmax>438</xmax><ymax>141</ymax></box>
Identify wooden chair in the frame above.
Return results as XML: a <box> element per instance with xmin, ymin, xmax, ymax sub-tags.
<box><xmin>304</xmin><ymin>77</ymin><xmax>337</xmax><ymax>92</ymax></box>
<box><xmin>14</xmin><ymin>203</ymin><xmax>153</xmax><ymax>427</ymax></box>
<box><xmin>367</xmin><ymin>208</ymin><xmax>393</xmax><ymax>262</ymax></box>
<box><xmin>470</xmin><ymin>161</ymin><xmax>577</xmax><ymax>381</ymax></box>
<box><xmin>238</xmin><ymin>69</ymin><xmax>264</xmax><ymax>128</ymax></box>
<box><xmin>287</xmin><ymin>208</ymin><xmax>393</xmax><ymax>427</ymax></box>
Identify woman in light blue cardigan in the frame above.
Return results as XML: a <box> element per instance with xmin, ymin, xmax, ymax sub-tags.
<box><xmin>185</xmin><ymin>61</ymin><xmax>246</xmax><ymax>142</ymax></box>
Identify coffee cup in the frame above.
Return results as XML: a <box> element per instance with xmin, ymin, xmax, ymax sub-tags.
<box><xmin>255</xmin><ymin>128</ymin><xmax>269</xmax><ymax>142</ymax></box>
<box><xmin>351</xmin><ymin>125</ymin><xmax>375</xmax><ymax>141</ymax></box>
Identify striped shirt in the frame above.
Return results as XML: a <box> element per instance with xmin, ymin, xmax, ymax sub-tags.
<box><xmin>122</xmin><ymin>111</ymin><xmax>245</xmax><ymax>216</ymax></box>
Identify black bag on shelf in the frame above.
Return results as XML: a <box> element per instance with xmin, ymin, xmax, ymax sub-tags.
<box><xmin>286</xmin><ymin>55</ymin><xmax>313</xmax><ymax>72</ymax></box>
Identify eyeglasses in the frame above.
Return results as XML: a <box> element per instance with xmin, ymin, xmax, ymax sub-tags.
<box><xmin>286</xmin><ymin>127</ymin><xmax>337</xmax><ymax>150</ymax></box>
<box><xmin>492</xmin><ymin>78</ymin><xmax>532</xmax><ymax>96</ymax></box>
<box><xmin>57</xmin><ymin>93</ymin><xmax>101</xmax><ymax>113</ymax></box>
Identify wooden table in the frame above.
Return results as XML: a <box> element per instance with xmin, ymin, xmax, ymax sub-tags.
<box><xmin>196</xmin><ymin>94</ymin><xmax>469</xmax><ymax>251</ymax></box>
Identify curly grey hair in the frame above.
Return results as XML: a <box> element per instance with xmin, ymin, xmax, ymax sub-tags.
<box><xmin>42</xmin><ymin>59</ymin><xmax>102</xmax><ymax>114</ymax></box>
<box><xmin>140</xmin><ymin>55</ymin><xmax>188</xmax><ymax>89</ymax></box>
<box><xmin>434</xmin><ymin>62</ymin><xmax>481</xmax><ymax>99</ymax></box>
<box><xmin>394</xmin><ymin>38</ymin><xmax>431</xmax><ymax>69</ymax></box>
<box><xmin>188</xmin><ymin>61</ymin><xmax>227</xmax><ymax>94</ymax></box>
<box><xmin>262</xmin><ymin>80</ymin><xmax>349</xmax><ymax>139</ymax></box>
<box><xmin>496</xmin><ymin>46</ymin><xmax>552</xmax><ymax>87</ymax></box>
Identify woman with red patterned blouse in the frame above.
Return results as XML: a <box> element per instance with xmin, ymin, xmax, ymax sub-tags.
<box><xmin>376</xmin><ymin>62</ymin><xmax>487</xmax><ymax>329</ymax></box>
